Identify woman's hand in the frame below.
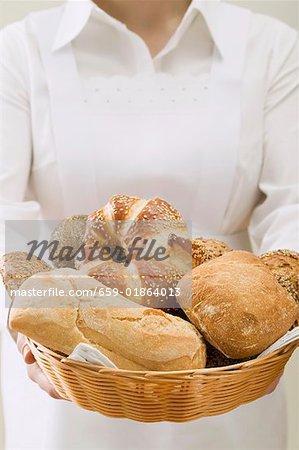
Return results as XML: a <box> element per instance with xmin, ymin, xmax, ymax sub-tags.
<box><xmin>263</xmin><ymin>329</ymin><xmax>299</xmax><ymax>395</ymax></box>
<box><xmin>264</xmin><ymin>371</ymin><xmax>283</xmax><ymax>396</ymax></box>
<box><xmin>17</xmin><ymin>333</ymin><xmax>63</xmax><ymax>399</ymax></box>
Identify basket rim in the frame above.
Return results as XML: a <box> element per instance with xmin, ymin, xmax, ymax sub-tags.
<box><xmin>27</xmin><ymin>333</ymin><xmax>298</xmax><ymax>377</ymax></box>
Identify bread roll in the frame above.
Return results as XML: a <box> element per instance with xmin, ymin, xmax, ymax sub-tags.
<box><xmin>9</xmin><ymin>268</ymin><xmax>206</xmax><ymax>371</ymax></box>
<box><xmin>260</xmin><ymin>250</ymin><xmax>298</xmax><ymax>305</ymax></box>
<box><xmin>178</xmin><ymin>251</ymin><xmax>297</xmax><ymax>359</ymax></box>
<box><xmin>50</xmin><ymin>215</ymin><xmax>87</xmax><ymax>268</ymax></box>
<box><xmin>84</xmin><ymin>194</ymin><xmax>188</xmax><ymax>251</ymax></box>
<box><xmin>0</xmin><ymin>252</ymin><xmax>51</xmax><ymax>296</ymax></box>
<box><xmin>79</xmin><ymin>256</ymin><xmax>187</xmax><ymax>310</ymax></box>
<box><xmin>192</xmin><ymin>238</ymin><xmax>231</xmax><ymax>269</ymax></box>
<box><xmin>78</xmin><ymin>195</ymin><xmax>191</xmax><ymax>309</ymax></box>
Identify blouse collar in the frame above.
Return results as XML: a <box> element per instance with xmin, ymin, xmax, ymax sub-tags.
<box><xmin>52</xmin><ymin>0</ymin><xmax>224</xmax><ymax>56</ymax></box>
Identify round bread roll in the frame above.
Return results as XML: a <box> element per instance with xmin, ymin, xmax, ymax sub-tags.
<box><xmin>0</xmin><ymin>251</ymin><xmax>51</xmax><ymax>296</ymax></box>
<box><xmin>192</xmin><ymin>238</ymin><xmax>231</xmax><ymax>268</ymax></box>
<box><xmin>50</xmin><ymin>215</ymin><xmax>87</xmax><ymax>268</ymax></box>
<box><xmin>260</xmin><ymin>250</ymin><xmax>298</xmax><ymax>305</ymax></box>
<box><xmin>178</xmin><ymin>251</ymin><xmax>298</xmax><ymax>359</ymax></box>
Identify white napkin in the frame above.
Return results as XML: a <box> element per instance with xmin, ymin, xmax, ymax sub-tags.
<box><xmin>257</xmin><ymin>326</ymin><xmax>299</xmax><ymax>359</ymax></box>
<box><xmin>68</xmin><ymin>343</ymin><xmax>117</xmax><ymax>368</ymax></box>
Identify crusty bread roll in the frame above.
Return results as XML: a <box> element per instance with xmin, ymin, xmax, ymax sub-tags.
<box><xmin>9</xmin><ymin>268</ymin><xmax>206</xmax><ymax>371</ymax></box>
<box><xmin>78</xmin><ymin>195</ymin><xmax>192</xmax><ymax>309</ymax></box>
<box><xmin>192</xmin><ymin>238</ymin><xmax>231</xmax><ymax>269</ymax></box>
<box><xmin>84</xmin><ymin>194</ymin><xmax>188</xmax><ymax>250</ymax></box>
<box><xmin>178</xmin><ymin>251</ymin><xmax>298</xmax><ymax>359</ymax></box>
<box><xmin>260</xmin><ymin>250</ymin><xmax>298</xmax><ymax>305</ymax></box>
<box><xmin>50</xmin><ymin>215</ymin><xmax>87</xmax><ymax>268</ymax></box>
<box><xmin>0</xmin><ymin>252</ymin><xmax>51</xmax><ymax>296</ymax></box>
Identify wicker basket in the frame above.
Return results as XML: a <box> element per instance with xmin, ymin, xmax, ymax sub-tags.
<box><xmin>27</xmin><ymin>338</ymin><xmax>298</xmax><ymax>423</ymax></box>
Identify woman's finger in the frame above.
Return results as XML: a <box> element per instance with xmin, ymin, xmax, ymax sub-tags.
<box><xmin>16</xmin><ymin>333</ymin><xmax>36</xmax><ymax>364</ymax></box>
<box><xmin>17</xmin><ymin>333</ymin><xmax>66</xmax><ymax>400</ymax></box>
<box><xmin>264</xmin><ymin>371</ymin><xmax>283</xmax><ymax>395</ymax></box>
<box><xmin>27</xmin><ymin>362</ymin><xmax>63</xmax><ymax>399</ymax></box>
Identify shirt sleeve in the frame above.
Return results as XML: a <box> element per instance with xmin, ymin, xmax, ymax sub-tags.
<box><xmin>248</xmin><ymin>25</ymin><xmax>299</xmax><ymax>254</ymax></box>
<box><xmin>0</xmin><ymin>24</ymin><xmax>41</xmax><ymax>255</ymax></box>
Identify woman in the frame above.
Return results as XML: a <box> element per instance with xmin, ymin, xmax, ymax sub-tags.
<box><xmin>0</xmin><ymin>0</ymin><xmax>298</xmax><ymax>449</ymax></box>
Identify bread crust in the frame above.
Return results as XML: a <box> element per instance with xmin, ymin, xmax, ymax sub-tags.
<box><xmin>260</xmin><ymin>250</ymin><xmax>299</xmax><ymax>306</ymax></box>
<box><xmin>9</xmin><ymin>269</ymin><xmax>206</xmax><ymax>371</ymax></box>
<box><xmin>192</xmin><ymin>238</ymin><xmax>231</xmax><ymax>268</ymax></box>
<box><xmin>178</xmin><ymin>251</ymin><xmax>298</xmax><ymax>359</ymax></box>
<box><xmin>50</xmin><ymin>215</ymin><xmax>87</xmax><ymax>268</ymax></box>
<box><xmin>0</xmin><ymin>252</ymin><xmax>51</xmax><ymax>295</ymax></box>
<box><xmin>80</xmin><ymin>195</ymin><xmax>191</xmax><ymax>308</ymax></box>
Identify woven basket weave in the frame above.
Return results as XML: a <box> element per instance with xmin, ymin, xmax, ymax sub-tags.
<box><xmin>28</xmin><ymin>338</ymin><xmax>298</xmax><ymax>423</ymax></box>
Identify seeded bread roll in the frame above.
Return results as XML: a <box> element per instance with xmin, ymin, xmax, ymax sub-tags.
<box><xmin>50</xmin><ymin>215</ymin><xmax>88</xmax><ymax>268</ymax></box>
<box><xmin>9</xmin><ymin>268</ymin><xmax>206</xmax><ymax>371</ymax></box>
<box><xmin>260</xmin><ymin>250</ymin><xmax>299</xmax><ymax>305</ymax></box>
<box><xmin>192</xmin><ymin>238</ymin><xmax>231</xmax><ymax>268</ymax></box>
<box><xmin>78</xmin><ymin>195</ymin><xmax>191</xmax><ymax>309</ymax></box>
<box><xmin>84</xmin><ymin>194</ymin><xmax>188</xmax><ymax>251</ymax></box>
<box><xmin>0</xmin><ymin>252</ymin><xmax>51</xmax><ymax>296</ymax></box>
<box><xmin>178</xmin><ymin>251</ymin><xmax>298</xmax><ymax>359</ymax></box>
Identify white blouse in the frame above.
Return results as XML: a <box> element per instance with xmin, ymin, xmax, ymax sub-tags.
<box><xmin>0</xmin><ymin>2</ymin><xmax>299</xmax><ymax>450</ymax></box>
<box><xmin>0</xmin><ymin>0</ymin><xmax>298</xmax><ymax>254</ymax></box>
